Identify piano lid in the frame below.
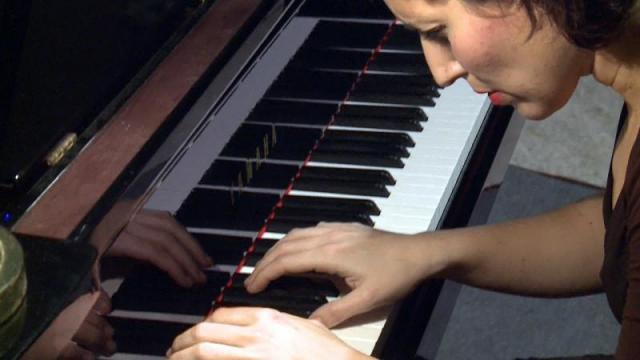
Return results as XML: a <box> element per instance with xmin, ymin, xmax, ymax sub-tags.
<box><xmin>0</xmin><ymin>0</ymin><xmax>207</xmax><ymax>206</ymax></box>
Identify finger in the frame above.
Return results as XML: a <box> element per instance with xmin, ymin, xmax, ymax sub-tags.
<box><xmin>171</xmin><ymin>322</ymin><xmax>254</xmax><ymax>354</ymax></box>
<box><xmin>119</xmin><ymin>231</ymin><xmax>194</xmax><ymax>287</ymax></box>
<box><xmin>59</xmin><ymin>342</ymin><xmax>96</xmax><ymax>360</ymax></box>
<box><xmin>310</xmin><ymin>288</ymin><xmax>374</xmax><ymax>328</ymax></box>
<box><xmin>257</xmin><ymin>235</ymin><xmax>322</xmax><ymax>269</ymax></box>
<box><xmin>245</xmin><ymin>234</ymin><xmax>327</xmax><ymax>288</ymax></box>
<box><xmin>206</xmin><ymin>307</ymin><xmax>263</xmax><ymax>325</ymax></box>
<box><xmin>246</xmin><ymin>251</ymin><xmax>336</xmax><ymax>293</ymax></box>
<box><xmin>139</xmin><ymin>211</ymin><xmax>213</xmax><ymax>267</ymax></box>
<box><xmin>282</xmin><ymin>225</ymin><xmax>334</xmax><ymax>242</ymax></box>
<box><xmin>168</xmin><ymin>342</ymin><xmax>248</xmax><ymax>360</ymax></box>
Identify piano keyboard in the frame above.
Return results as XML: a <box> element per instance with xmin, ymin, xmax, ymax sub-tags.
<box><xmin>107</xmin><ymin>1</ymin><xmax>492</xmax><ymax>358</ymax></box>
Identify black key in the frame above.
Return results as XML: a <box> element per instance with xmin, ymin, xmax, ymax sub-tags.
<box><xmin>324</xmin><ymin>129</ymin><xmax>415</xmax><ymax>147</ymax></box>
<box><xmin>232</xmin><ymin>273</ymin><xmax>340</xmax><ymax>297</ymax></box>
<box><xmin>384</xmin><ymin>25</ymin><xmax>422</xmax><ymax>52</ymax></box>
<box><xmin>290</xmin><ymin>48</ymin><xmax>372</xmax><ymax>72</ymax></box>
<box><xmin>221</xmin><ymin>288</ymin><xmax>324</xmax><ymax>318</ymax></box>
<box><xmin>199</xmin><ymin>160</ymin><xmax>299</xmax><ymax>189</ymax></box>
<box><xmin>251</xmin><ymin>238</ymin><xmax>278</xmax><ymax>253</ymax></box>
<box><xmin>283</xmin><ymin>195</ymin><xmax>380</xmax><ymax>215</ymax></box>
<box><xmin>350</xmin><ymin>91</ymin><xmax>435</xmax><ymax>107</ymax></box>
<box><xmin>249</xmin><ymin>100</ymin><xmax>425</xmax><ymax>132</ymax></box>
<box><xmin>317</xmin><ymin>139</ymin><xmax>410</xmax><ymax>158</ymax></box>
<box><xmin>369</xmin><ymin>52</ymin><xmax>429</xmax><ymax>75</ymax></box>
<box><xmin>298</xmin><ymin>0</ymin><xmax>393</xmax><ymax>20</ymax></box>
<box><xmin>267</xmin><ymin>69</ymin><xmax>356</xmax><ymax>101</ymax></box>
<box><xmin>334</xmin><ymin>104</ymin><xmax>426</xmax><ymax>131</ymax></box>
<box><xmin>352</xmin><ymin>75</ymin><xmax>439</xmax><ymax>107</ymax></box>
<box><xmin>291</xmin><ymin>48</ymin><xmax>427</xmax><ymax>75</ymax></box>
<box><xmin>191</xmin><ymin>233</ymin><xmax>252</xmax><ymax>265</ymax></box>
<box><xmin>112</xmin><ymin>267</ymin><xmax>229</xmax><ymax>315</ymax></box>
<box><xmin>245</xmin><ymin>252</ymin><xmax>263</xmax><ymax>267</ymax></box>
<box><xmin>221</xmin><ymin>123</ymin><xmax>321</xmax><ymax>161</ymax></box>
<box><xmin>301</xmin><ymin>166</ymin><xmax>395</xmax><ymax>185</ymax></box>
<box><xmin>275</xmin><ymin>207</ymin><xmax>374</xmax><ymax>226</ymax></box>
<box><xmin>176</xmin><ymin>189</ymin><xmax>279</xmax><ymax>231</ymax></box>
<box><xmin>267</xmin><ymin>218</ymin><xmax>320</xmax><ymax>233</ymax></box>
<box><xmin>294</xmin><ymin>177</ymin><xmax>390</xmax><ymax>197</ymax></box>
<box><xmin>311</xmin><ymin>150</ymin><xmax>404</xmax><ymax>168</ymax></box>
<box><xmin>225</xmin><ymin>281</ymin><xmax>327</xmax><ymax>304</ymax></box>
<box><xmin>109</xmin><ymin>317</ymin><xmax>191</xmax><ymax>356</ymax></box>
<box><xmin>339</xmin><ymin>104</ymin><xmax>427</xmax><ymax>122</ymax></box>
<box><xmin>334</xmin><ymin>115</ymin><xmax>423</xmax><ymax>132</ymax></box>
<box><xmin>302</xmin><ymin>21</ymin><xmax>390</xmax><ymax>50</ymax></box>
<box><xmin>247</xmin><ymin>100</ymin><xmax>338</xmax><ymax>126</ymax></box>
<box><xmin>357</xmin><ymin>74</ymin><xmax>439</xmax><ymax>97</ymax></box>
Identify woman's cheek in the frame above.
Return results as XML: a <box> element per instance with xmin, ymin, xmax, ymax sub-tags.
<box><xmin>451</xmin><ymin>41</ymin><xmax>494</xmax><ymax>77</ymax></box>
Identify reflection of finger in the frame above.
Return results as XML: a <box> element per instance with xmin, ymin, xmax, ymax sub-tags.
<box><xmin>171</xmin><ymin>322</ymin><xmax>253</xmax><ymax>353</ymax></box>
<box><xmin>169</xmin><ymin>343</ymin><xmax>246</xmax><ymax>360</ymax></box>
<box><xmin>164</xmin><ymin>214</ymin><xmax>212</xmax><ymax>268</ymax></box>
<box><xmin>72</xmin><ymin>312</ymin><xmax>116</xmax><ymax>355</ymax></box>
<box><xmin>139</xmin><ymin>211</ymin><xmax>212</xmax><ymax>268</ymax></box>
<box><xmin>127</xmin><ymin>221</ymin><xmax>204</xmax><ymax>284</ymax></box>
<box><xmin>59</xmin><ymin>342</ymin><xmax>96</xmax><ymax>360</ymax></box>
<box><xmin>119</xmin><ymin>231</ymin><xmax>193</xmax><ymax>287</ymax></box>
<box><xmin>148</xmin><ymin>226</ymin><xmax>205</xmax><ymax>283</ymax></box>
<box><xmin>93</xmin><ymin>290</ymin><xmax>112</xmax><ymax>315</ymax></box>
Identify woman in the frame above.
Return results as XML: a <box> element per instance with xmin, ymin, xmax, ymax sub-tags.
<box><xmin>168</xmin><ymin>0</ymin><xmax>640</xmax><ymax>358</ymax></box>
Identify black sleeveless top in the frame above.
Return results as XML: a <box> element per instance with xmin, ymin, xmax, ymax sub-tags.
<box><xmin>601</xmin><ymin>105</ymin><xmax>640</xmax><ymax>359</ymax></box>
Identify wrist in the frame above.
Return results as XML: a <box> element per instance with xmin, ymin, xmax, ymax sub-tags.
<box><xmin>410</xmin><ymin>229</ymin><xmax>471</xmax><ymax>280</ymax></box>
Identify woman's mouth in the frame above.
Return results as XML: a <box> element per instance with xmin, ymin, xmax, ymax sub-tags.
<box><xmin>488</xmin><ymin>91</ymin><xmax>506</xmax><ymax>106</ymax></box>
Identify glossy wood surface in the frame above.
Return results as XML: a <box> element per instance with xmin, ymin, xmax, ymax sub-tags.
<box><xmin>13</xmin><ymin>0</ymin><xmax>262</xmax><ymax>240</ymax></box>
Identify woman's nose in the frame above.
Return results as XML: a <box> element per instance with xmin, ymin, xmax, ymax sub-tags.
<box><xmin>431</xmin><ymin>60</ymin><xmax>467</xmax><ymax>88</ymax></box>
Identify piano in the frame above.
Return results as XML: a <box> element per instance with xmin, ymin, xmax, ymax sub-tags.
<box><xmin>1</xmin><ymin>0</ymin><xmax>521</xmax><ymax>359</ymax></box>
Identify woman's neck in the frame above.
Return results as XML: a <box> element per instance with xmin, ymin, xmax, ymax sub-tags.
<box><xmin>593</xmin><ymin>24</ymin><xmax>640</xmax><ymax>118</ymax></box>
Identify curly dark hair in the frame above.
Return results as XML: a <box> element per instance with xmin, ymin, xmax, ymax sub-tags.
<box><xmin>470</xmin><ymin>0</ymin><xmax>637</xmax><ymax>49</ymax></box>
<box><xmin>524</xmin><ymin>0</ymin><xmax>636</xmax><ymax>49</ymax></box>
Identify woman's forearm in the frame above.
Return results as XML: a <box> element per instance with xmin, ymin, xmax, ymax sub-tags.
<box><xmin>421</xmin><ymin>196</ymin><xmax>606</xmax><ymax>297</ymax></box>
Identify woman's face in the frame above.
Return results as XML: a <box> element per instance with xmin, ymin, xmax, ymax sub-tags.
<box><xmin>383</xmin><ymin>0</ymin><xmax>595</xmax><ymax>120</ymax></box>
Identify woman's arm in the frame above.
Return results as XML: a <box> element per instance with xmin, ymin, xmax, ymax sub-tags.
<box><xmin>247</xmin><ymin>196</ymin><xmax>606</xmax><ymax>327</ymax></box>
<box><xmin>440</xmin><ymin>195</ymin><xmax>606</xmax><ymax>297</ymax></box>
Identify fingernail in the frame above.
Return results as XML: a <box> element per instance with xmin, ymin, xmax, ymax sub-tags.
<box><xmin>206</xmin><ymin>256</ymin><xmax>214</xmax><ymax>266</ymax></box>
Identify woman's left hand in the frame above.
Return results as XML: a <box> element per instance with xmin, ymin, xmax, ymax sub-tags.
<box><xmin>167</xmin><ymin>307</ymin><xmax>372</xmax><ymax>360</ymax></box>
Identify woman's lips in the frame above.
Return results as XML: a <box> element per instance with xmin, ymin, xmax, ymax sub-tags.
<box><xmin>488</xmin><ymin>91</ymin><xmax>505</xmax><ymax>105</ymax></box>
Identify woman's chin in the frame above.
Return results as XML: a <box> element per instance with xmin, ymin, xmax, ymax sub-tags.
<box><xmin>514</xmin><ymin>102</ymin><xmax>557</xmax><ymax>121</ymax></box>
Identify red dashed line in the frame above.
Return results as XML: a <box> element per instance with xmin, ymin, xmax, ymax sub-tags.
<box><xmin>210</xmin><ymin>20</ymin><xmax>399</xmax><ymax>312</ymax></box>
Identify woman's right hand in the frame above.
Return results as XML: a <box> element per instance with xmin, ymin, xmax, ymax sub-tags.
<box><xmin>244</xmin><ymin>222</ymin><xmax>448</xmax><ymax>328</ymax></box>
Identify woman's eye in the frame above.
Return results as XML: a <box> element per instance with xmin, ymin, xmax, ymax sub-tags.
<box><xmin>420</xmin><ymin>27</ymin><xmax>449</xmax><ymax>45</ymax></box>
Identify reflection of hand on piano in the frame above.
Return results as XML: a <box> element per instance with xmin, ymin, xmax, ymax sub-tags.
<box><xmin>245</xmin><ymin>222</ymin><xmax>438</xmax><ymax>328</ymax></box>
<box><xmin>106</xmin><ymin>209</ymin><xmax>213</xmax><ymax>287</ymax></box>
<box><xmin>59</xmin><ymin>290</ymin><xmax>117</xmax><ymax>359</ymax></box>
<box><xmin>168</xmin><ymin>307</ymin><xmax>373</xmax><ymax>360</ymax></box>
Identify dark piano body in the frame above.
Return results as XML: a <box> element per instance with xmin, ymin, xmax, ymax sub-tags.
<box><xmin>1</xmin><ymin>0</ymin><xmax>516</xmax><ymax>359</ymax></box>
